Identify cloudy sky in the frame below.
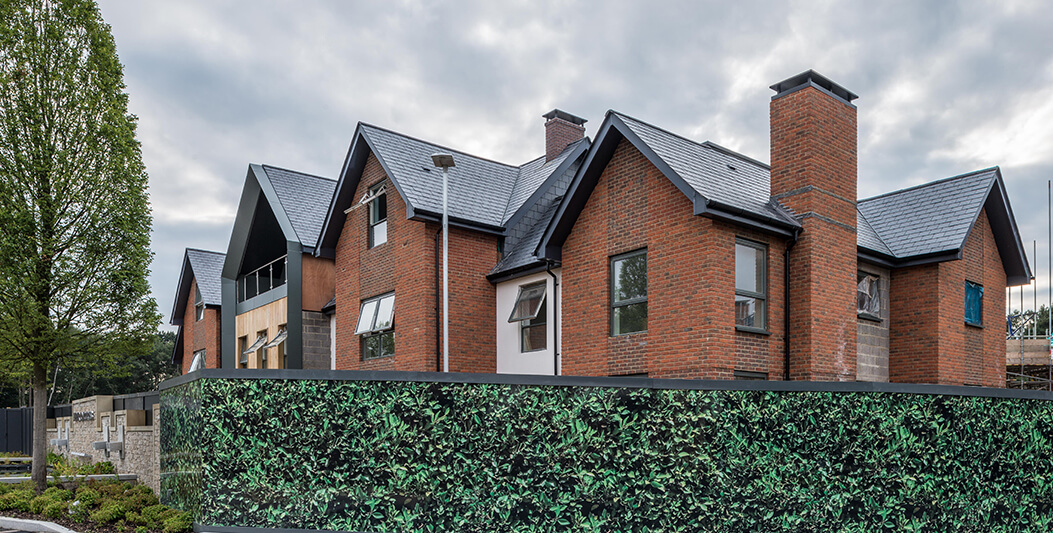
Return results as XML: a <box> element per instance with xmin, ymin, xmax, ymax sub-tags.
<box><xmin>93</xmin><ymin>0</ymin><xmax>1053</xmax><ymax>326</ymax></box>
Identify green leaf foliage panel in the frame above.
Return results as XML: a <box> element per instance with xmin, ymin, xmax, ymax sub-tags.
<box><xmin>161</xmin><ymin>378</ymin><xmax>1053</xmax><ymax>531</ymax></box>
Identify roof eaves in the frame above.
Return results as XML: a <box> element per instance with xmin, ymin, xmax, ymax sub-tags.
<box><xmin>318</xmin><ymin>124</ymin><xmax>370</xmax><ymax>255</ymax></box>
<box><xmin>170</xmin><ymin>252</ymin><xmax>193</xmax><ymax>326</ymax></box>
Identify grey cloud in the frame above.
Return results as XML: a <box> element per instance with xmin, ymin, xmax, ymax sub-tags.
<box><xmin>94</xmin><ymin>0</ymin><xmax>1053</xmax><ymax>321</ymax></box>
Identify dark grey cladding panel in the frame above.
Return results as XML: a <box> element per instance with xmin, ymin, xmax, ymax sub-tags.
<box><xmin>185</xmin><ymin>249</ymin><xmax>225</xmax><ymax>305</ymax></box>
<box><xmin>858</xmin><ymin>169</ymin><xmax>996</xmax><ymax>258</ymax></box>
<box><xmin>263</xmin><ymin>166</ymin><xmax>337</xmax><ymax>247</ymax></box>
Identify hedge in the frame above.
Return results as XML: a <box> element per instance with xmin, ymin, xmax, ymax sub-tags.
<box><xmin>160</xmin><ymin>376</ymin><xmax>1053</xmax><ymax>531</ymax></box>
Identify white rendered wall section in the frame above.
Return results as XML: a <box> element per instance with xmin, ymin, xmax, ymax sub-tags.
<box><xmin>496</xmin><ymin>269</ymin><xmax>560</xmax><ymax>375</ymax></box>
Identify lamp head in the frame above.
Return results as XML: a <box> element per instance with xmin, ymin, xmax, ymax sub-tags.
<box><xmin>431</xmin><ymin>153</ymin><xmax>455</xmax><ymax>169</ymax></box>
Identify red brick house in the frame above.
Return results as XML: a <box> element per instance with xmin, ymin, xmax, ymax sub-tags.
<box><xmin>178</xmin><ymin>70</ymin><xmax>1031</xmax><ymax>386</ymax></box>
<box><xmin>538</xmin><ymin>70</ymin><xmax>1030</xmax><ymax>385</ymax></box>
<box><xmin>170</xmin><ymin>248</ymin><xmax>224</xmax><ymax>373</ymax></box>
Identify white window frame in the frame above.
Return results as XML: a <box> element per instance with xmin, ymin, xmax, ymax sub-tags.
<box><xmin>357</xmin><ymin>293</ymin><xmax>395</xmax><ymax>359</ymax></box>
<box><xmin>509</xmin><ymin>282</ymin><xmax>547</xmax><ymax>352</ymax></box>
<box><xmin>194</xmin><ymin>286</ymin><xmax>204</xmax><ymax>321</ymax></box>
<box><xmin>368</xmin><ymin>183</ymin><xmax>388</xmax><ymax>248</ymax></box>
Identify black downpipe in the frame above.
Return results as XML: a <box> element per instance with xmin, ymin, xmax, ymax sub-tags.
<box><xmin>546</xmin><ymin>261</ymin><xmax>560</xmax><ymax>376</ymax></box>
<box><xmin>435</xmin><ymin>228</ymin><xmax>442</xmax><ymax>372</ymax></box>
<box><xmin>784</xmin><ymin>229</ymin><xmax>800</xmax><ymax>381</ymax></box>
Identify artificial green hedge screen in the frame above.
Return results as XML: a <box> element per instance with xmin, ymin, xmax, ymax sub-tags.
<box><xmin>160</xmin><ymin>377</ymin><xmax>1053</xmax><ymax>531</ymax></box>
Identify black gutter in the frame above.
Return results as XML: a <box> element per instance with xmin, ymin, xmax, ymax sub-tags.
<box><xmin>546</xmin><ymin>261</ymin><xmax>559</xmax><ymax>376</ymax></box>
<box><xmin>784</xmin><ymin>228</ymin><xmax>799</xmax><ymax>381</ymax></box>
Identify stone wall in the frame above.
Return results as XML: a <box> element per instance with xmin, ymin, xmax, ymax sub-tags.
<box><xmin>46</xmin><ymin>395</ymin><xmax>161</xmax><ymax>493</ymax></box>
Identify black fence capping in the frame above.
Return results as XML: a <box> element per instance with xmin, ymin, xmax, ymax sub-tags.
<box><xmin>159</xmin><ymin>368</ymin><xmax>1053</xmax><ymax>401</ymax></box>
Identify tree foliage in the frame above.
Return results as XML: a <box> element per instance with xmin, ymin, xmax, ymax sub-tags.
<box><xmin>0</xmin><ymin>0</ymin><xmax>159</xmax><ymax>491</ymax></box>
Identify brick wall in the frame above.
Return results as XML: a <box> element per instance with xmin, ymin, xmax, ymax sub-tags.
<box><xmin>890</xmin><ymin>209</ymin><xmax>1005</xmax><ymax>386</ymax></box>
<box><xmin>545</xmin><ymin>116</ymin><xmax>585</xmax><ymax>162</ymax></box>
<box><xmin>560</xmin><ymin>138</ymin><xmax>788</xmax><ymax>379</ymax></box>
<box><xmin>180</xmin><ymin>278</ymin><xmax>221</xmax><ymax>373</ymax></box>
<box><xmin>770</xmin><ymin>84</ymin><xmax>858</xmax><ymax>381</ymax></box>
<box><xmin>333</xmin><ymin>152</ymin><xmax>498</xmax><ymax>372</ymax></box>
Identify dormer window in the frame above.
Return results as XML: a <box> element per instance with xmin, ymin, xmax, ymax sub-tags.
<box><xmin>368</xmin><ymin>183</ymin><xmax>387</xmax><ymax>248</ymax></box>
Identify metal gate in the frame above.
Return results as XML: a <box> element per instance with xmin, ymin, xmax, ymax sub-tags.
<box><xmin>0</xmin><ymin>407</ymin><xmax>32</xmax><ymax>454</ymax></box>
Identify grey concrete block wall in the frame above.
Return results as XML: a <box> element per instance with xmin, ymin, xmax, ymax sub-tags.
<box><xmin>302</xmin><ymin>310</ymin><xmax>331</xmax><ymax>370</ymax></box>
<box><xmin>857</xmin><ymin>264</ymin><xmax>890</xmax><ymax>382</ymax></box>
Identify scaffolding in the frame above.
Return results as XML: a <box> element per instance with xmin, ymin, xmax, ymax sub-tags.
<box><xmin>1005</xmin><ymin>311</ymin><xmax>1052</xmax><ymax>390</ymax></box>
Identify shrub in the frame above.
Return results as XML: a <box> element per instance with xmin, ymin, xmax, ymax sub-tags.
<box><xmin>67</xmin><ymin>499</ymin><xmax>89</xmax><ymax>521</ymax></box>
<box><xmin>75</xmin><ymin>486</ymin><xmax>100</xmax><ymax>507</ymax></box>
<box><xmin>43</xmin><ymin>487</ymin><xmax>73</xmax><ymax>501</ymax></box>
<box><xmin>135</xmin><ymin>526</ymin><xmax>150</xmax><ymax>533</ymax></box>
<box><xmin>43</xmin><ymin>500</ymin><xmax>68</xmax><ymax>519</ymax></box>
<box><xmin>162</xmin><ymin>511</ymin><xmax>193</xmax><ymax>533</ymax></box>
<box><xmin>124</xmin><ymin>491</ymin><xmax>159</xmax><ymax>511</ymax></box>
<box><xmin>29</xmin><ymin>494</ymin><xmax>54</xmax><ymax>514</ymax></box>
<box><xmin>90</xmin><ymin>501</ymin><xmax>126</xmax><ymax>523</ymax></box>
<box><xmin>0</xmin><ymin>490</ymin><xmax>34</xmax><ymax>512</ymax></box>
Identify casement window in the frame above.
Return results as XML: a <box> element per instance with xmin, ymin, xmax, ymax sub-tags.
<box><xmin>857</xmin><ymin>273</ymin><xmax>881</xmax><ymax>318</ymax></box>
<box><xmin>509</xmin><ymin>282</ymin><xmax>547</xmax><ymax>352</ymax></box>
<box><xmin>735</xmin><ymin>239</ymin><xmax>767</xmax><ymax>331</ymax></box>
<box><xmin>194</xmin><ymin>287</ymin><xmax>204</xmax><ymax>321</ymax></box>
<box><xmin>189</xmin><ymin>350</ymin><xmax>206</xmax><ymax>372</ymax></box>
<box><xmin>239</xmin><ymin>334</ymin><xmax>266</xmax><ymax>368</ymax></box>
<box><xmin>965</xmin><ymin>280</ymin><xmax>983</xmax><ymax>326</ymax></box>
<box><xmin>357</xmin><ymin>293</ymin><xmax>394</xmax><ymax>359</ymax></box>
<box><xmin>263</xmin><ymin>326</ymin><xmax>287</xmax><ymax>369</ymax></box>
<box><xmin>611</xmin><ymin>250</ymin><xmax>647</xmax><ymax>336</ymax></box>
<box><xmin>368</xmin><ymin>183</ymin><xmax>388</xmax><ymax>248</ymax></box>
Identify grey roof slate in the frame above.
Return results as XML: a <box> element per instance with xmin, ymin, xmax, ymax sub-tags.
<box><xmin>502</xmin><ymin>139</ymin><xmax>585</xmax><ymax>224</ymax></box>
<box><xmin>361</xmin><ymin>124</ymin><xmax>520</xmax><ymax>228</ymax></box>
<box><xmin>263</xmin><ymin>165</ymin><xmax>337</xmax><ymax>246</ymax></box>
<box><xmin>858</xmin><ymin>169</ymin><xmax>996</xmax><ymax>258</ymax></box>
<box><xmin>614</xmin><ymin>112</ymin><xmax>797</xmax><ymax>227</ymax></box>
<box><xmin>185</xmin><ymin>249</ymin><xmax>225</xmax><ymax>305</ymax></box>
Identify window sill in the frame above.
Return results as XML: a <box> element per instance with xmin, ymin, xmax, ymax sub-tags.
<box><xmin>735</xmin><ymin>326</ymin><xmax>771</xmax><ymax>336</ymax></box>
<box><xmin>610</xmin><ymin>331</ymin><xmax>647</xmax><ymax>338</ymax></box>
<box><xmin>362</xmin><ymin>354</ymin><xmax>395</xmax><ymax>361</ymax></box>
<box><xmin>965</xmin><ymin>321</ymin><xmax>984</xmax><ymax>329</ymax></box>
<box><xmin>857</xmin><ymin>313</ymin><xmax>882</xmax><ymax>323</ymax></box>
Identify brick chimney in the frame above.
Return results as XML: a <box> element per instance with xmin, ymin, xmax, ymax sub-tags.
<box><xmin>543</xmin><ymin>109</ymin><xmax>586</xmax><ymax>162</ymax></box>
<box><xmin>770</xmin><ymin>70</ymin><xmax>859</xmax><ymax>381</ymax></box>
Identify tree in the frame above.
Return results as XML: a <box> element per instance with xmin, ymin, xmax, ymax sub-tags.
<box><xmin>0</xmin><ymin>0</ymin><xmax>159</xmax><ymax>492</ymax></box>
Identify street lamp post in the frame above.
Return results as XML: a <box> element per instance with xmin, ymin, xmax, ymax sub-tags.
<box><xmin>431</xmin><ymin>153</ymin><xmax>455</xmax><ymax>372</ymax></box>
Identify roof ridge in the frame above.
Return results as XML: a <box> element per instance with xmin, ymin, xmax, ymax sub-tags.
<box><xmin>611</xmin><ymin>110</ymin><xmax>770</xmax><ymax>172</ymax></box>
<box><xmin>859</xmin><ymin>167</ymin><xmax>998</xmax><ymax>204</ymax></box>
<box><xmin>359</xmin><ymin>122</ymin><xmax>519</xmax><ymax>169</ymax></box>
<box><xmin>185</xmin><ymin>248</ymin><xmax>225</xmax><ymax>256</ymax></box>
<box><xmin>260</xmin><ymin>164</ymin><xmax>336</xmax><ymax>183</ymax></box>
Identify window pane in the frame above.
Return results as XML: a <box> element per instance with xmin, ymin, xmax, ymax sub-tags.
<box><xmin>509</xmin><ymin>283</ymin><xmax>546</xmax><ymax>322</ymax></box>
<box><xmin>374</xmin><ymin>295</ymin><xmax>395</xmax><ymax>331</ymax></box>
<box><xmin>380</xmin><ymin>331</ymin><xmax>394</xmax><ymax>357</ymax></box>
<box><xmin>613</xmin><ymin>302</ymin><xmax>647</xmax><ymax>335</ymax></box>
<box><xmin>614</xmin><ymin>254</ymin><xmax>647</xmax><ymax>302</ymax></box>
<box><xmin>371</xmin><ymin>220</ymin><xmax>387</xmax><ymax>247</ymax></box>
<box><xmin>356</xmin><ymin>300</ymin><xmax>378</xmax><ymax>334</ymax></box>
<box><xmin>965</xmin><ymin>281</ymin><xmax>983</xmax><ymax>324</ymax></box>
<box><xmin>736</xmin><ymin>243</ymin><xmax>764</xmax><ymax>293</ymax></box>
<box><xmin>371</xmin><ymin>193</ymin><xmax>387</xmax><ymax>223</ymax></box>
<box><xmin>857</xmin><ymin>274</ymin><xmax>880</xmax><ymax>315</ymax></box>
<box><xmin>522</xmin><ymin>324</ymin><xmax>547</xmax><ymax>352</ymax></box>
<box><xmin>735</xmin><ymin>295</ymin><xmax>765</xmax><ymax>328</ymax></box>
<box><xmin>364</xmin><ymin>335</ymin><xmax>379</xmax><ymax>359</ymax></box>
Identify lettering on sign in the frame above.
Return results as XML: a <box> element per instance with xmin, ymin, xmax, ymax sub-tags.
<box><xmin>73</xmin><ymin>411</ymin><xmax>95</xmax><ymax>422</ymax></box>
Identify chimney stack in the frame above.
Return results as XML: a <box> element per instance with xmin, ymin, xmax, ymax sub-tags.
<box><xmin>543</xmin><ymin>109</ymin><xmax>586</xmax><ymax>162</ymax></box>
<box><xmin>769</xmin><ymin>70</ymin><xmax>859</xmax><ymax>381</ymax></box>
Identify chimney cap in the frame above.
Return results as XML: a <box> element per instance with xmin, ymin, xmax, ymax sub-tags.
<box><xmin>770</xmin><ymin>70</ymin><xmax>858</xmax><ymax>103</ymax></box>
<box><xmin>543</xmin><ymin>109</ymin><xmax>587</xmax><ymax>126</ymax></box>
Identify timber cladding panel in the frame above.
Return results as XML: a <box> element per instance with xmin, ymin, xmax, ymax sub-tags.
<box><xmin>160</xmin><ymin>374</ymin><xmax>1053</xmax><ymax>531</ymax></box>
<box><xmin>333</xmin><ymin>152</ymin><xmax>498</xmax><ymax>373</ymax></box>
<box><xmin>561</xmin><ymin>138</ymin><xmax>786</xmax><ymax>379</ymax></box>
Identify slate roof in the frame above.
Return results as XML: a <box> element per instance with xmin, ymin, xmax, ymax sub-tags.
<box><xmin>171</xmin><ymin>248</ymin><xmax>224</xmax><ymax>325</ymax></box>
<box><xmin>858</xmin><ymin>169</ymin><xmax>997</xmax><ymax>259</ymax></box>
<box><xmin>360</xmin><ymin>124</ymin><xmax>520</xmax><ymax>228</ymax></box>
<box><xmin>263</xmin><ymin>165</ymin><xmax>337</xmax><ymax>247</ymax></box>
<box><xmin>185</xmin><ymin>249</ymin><xmax>225</xmax><ymax>305</ymax></box>
<box><xmin>614</xmin><ymin>112</ymin><xmax>800</xmax><ymax>228</ymax></box>
<box><xmin>502</xmin><ymin>139</ymin><xmax>586</xmax><ymax>224</ymax></box>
